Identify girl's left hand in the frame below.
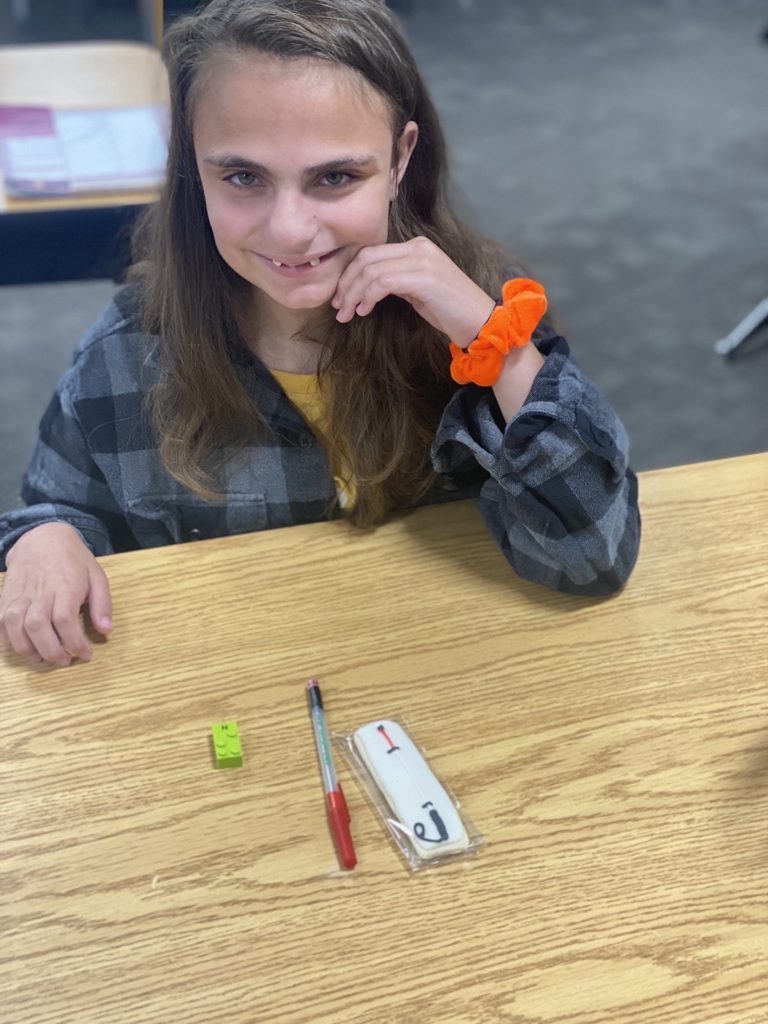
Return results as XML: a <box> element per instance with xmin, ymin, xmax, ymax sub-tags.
<box><xmin>331</xmin><ymin>236</ymin><xmax>496</xmax><ymax>347</ymax></box>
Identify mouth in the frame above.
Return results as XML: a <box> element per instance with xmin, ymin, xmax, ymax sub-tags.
<box><xmin>257</xmin><ymin>249</ymin><xmax>340</xmax><ymax>273</ymax></box>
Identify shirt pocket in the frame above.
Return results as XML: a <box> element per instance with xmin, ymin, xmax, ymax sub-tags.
<box><xmin>125</xmin><ymin>493</ymin><xmax>268</xmax><ymax>548</ymax></box>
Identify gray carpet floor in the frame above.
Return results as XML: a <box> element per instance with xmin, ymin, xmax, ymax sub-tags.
<box><xmin>1</xmin><ymin>0</ymin><xmax>767</xmax><ymax>515</ymax></box>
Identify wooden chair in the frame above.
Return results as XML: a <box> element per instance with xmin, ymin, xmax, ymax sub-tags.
<box><xmin>0</xmin><ymin>1</ymin><xmax>167</xmax><ymax>285</ymax></box>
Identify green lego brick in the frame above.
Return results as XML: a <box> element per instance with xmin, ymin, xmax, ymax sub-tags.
<box><xmin>211</xmin><ymin>721</ymin><xmax>243</xmax><ymax>768</ymax></box>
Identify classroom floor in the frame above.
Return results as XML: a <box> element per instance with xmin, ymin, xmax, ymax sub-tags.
<box><xmin>1</xmin><ymin>0</ymin><xmax>767</xmax><ymax>513</ymax></box>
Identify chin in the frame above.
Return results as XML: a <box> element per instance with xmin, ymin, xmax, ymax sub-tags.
<box><xmin>263</xmin><ymin>281</ymin><xmax>339</xmax><ymax>311</ymax></box>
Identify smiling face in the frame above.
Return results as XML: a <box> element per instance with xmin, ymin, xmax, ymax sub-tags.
<box><xmin>193</xmin><ymin>54</ymin><xmax>417</xmax><ymax>326</ymax></box>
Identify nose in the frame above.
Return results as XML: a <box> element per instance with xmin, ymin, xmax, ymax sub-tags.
<box><xmin>263</xmin><ymin>187</ymin><xmax>318</xmax><ymax>254</ymax></box>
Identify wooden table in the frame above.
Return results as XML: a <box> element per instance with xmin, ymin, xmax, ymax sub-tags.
<box><xmin>1</xmin><ymin>454</ymin><xmax>767</xmax><ymax>1024</ymax></box>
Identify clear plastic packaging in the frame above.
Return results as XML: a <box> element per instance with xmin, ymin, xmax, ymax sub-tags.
<box><xmin>334</xmin><ymin>716</ymin><xmax>485</xmax><ymax>871</ymax></box>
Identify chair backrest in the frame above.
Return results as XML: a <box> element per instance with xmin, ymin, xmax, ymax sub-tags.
<box><xmin>139</xmin><ymin>0</ymin><xmax>164</xmax><ymax>49</ymax></box>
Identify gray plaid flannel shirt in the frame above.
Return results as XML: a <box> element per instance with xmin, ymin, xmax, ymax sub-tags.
<box><xmin>0</xmin><ymin>287</ymin><xmax>640</xmax><ymax>594</ymax></box>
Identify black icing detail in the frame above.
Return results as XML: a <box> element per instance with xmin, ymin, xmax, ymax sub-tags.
<box><xmin>413</xmin><ymin>805</ymin><xmax>449</xmax><ymax>844</ymax></box>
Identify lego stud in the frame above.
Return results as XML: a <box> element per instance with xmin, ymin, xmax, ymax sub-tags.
<box><xmin>211</xmin><ymin>721</ymin><xmax>243</xmax><ymax>768</ymax></box>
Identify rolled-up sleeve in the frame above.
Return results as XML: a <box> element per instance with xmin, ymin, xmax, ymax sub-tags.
<box><xmin>431</xmin><ymin>335</ymin><xmax>641</xmax><ymax>595</ymax></box>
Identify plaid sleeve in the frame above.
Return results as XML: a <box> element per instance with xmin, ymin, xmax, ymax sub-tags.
<box><xmin>431</xmin><ymin>335</ymin><xmax>641</xmax><ymax>595</ymax></box>
<box><xmin>0</xmin><ymin>386</ymin><xmax>125</xmax><ymax>570</ymax></box>
<box><xmin>0</xmin><ymin>298</ymin><xmax>142</xmax><ymax>570</ymax></box>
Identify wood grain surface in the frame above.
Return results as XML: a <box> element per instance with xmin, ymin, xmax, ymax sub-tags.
<box><xmin>1</xmin><ymin>454</ymin><xmax>767</xmax><ymax>1024</ymax></box>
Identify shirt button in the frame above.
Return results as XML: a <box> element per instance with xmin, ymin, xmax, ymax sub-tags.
<box><xmin>299</xmin><ymin>435</ymin><xmax>313</xmax><ymax>448</ymax></box>
<box><xmin>186</xmin><ymin>528</ymin><xmax>204</xmax><ymax>541</ymax></box>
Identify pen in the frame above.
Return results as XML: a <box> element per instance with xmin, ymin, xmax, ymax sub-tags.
<box><xmin>306</xmin><ymin>678</ymin><xmax>357</xmax><ymax>870</ymax></box>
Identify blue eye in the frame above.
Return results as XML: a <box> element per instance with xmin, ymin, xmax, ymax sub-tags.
<box><xmin>321</xmin><ymin>171</ymin><xmax>352</xmax><ymax>187</ymax></box>
<box><xmin>227</xmin><ymin>171</ymin><xmax>258</xmax><ymax>187</ymax></box>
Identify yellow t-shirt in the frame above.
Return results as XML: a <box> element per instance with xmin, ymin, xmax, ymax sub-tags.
<box><xmin>269</xmin><ymin>369</ymin><xmax>356</xmax><ymax>509</ymax></box>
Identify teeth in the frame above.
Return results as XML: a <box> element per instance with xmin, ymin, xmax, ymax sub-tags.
<box><xmin>270</xmin><ymin>257</ymin><xmax>322</xmax><ymax>268</ymax></box>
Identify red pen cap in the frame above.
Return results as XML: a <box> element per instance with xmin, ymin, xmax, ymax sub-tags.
<box><xmin>327</xmin><ymin>788</ymin><xmax>357</xmax><ymax>870</ymax></box>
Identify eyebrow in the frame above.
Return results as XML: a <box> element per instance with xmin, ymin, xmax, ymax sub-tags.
<box><xmin>203</xmin><ymin>154</ymin><xmax>380</xmax><ymax>176</ymax></box>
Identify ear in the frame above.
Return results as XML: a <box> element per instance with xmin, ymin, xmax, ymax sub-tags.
<box><xmin>391</xmin><ymin>120</ymin><xmax>419</xmax><ymax>198</ymax></box>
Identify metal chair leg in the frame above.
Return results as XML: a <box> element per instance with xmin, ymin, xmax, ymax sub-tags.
<box><xmin>714</xmin><ymin>298</ymin><xmax>768</xmax><ymax>356</ymax></box>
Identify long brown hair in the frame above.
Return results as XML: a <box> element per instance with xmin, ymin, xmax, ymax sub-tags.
<box><xmin>132</xmin><ymin>0</ymin><xmax>512</xmax><ymax>526</ymax></box>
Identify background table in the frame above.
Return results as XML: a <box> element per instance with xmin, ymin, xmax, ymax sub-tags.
<box><xmin>0</xmin><ymin>40</ymin><xmax>168</xmax><ymax>283</ymax></box>
<box><xmin>1</xmin><ymin>454</ymin><xmax>767</xmax><ymax>1024</ymax></box>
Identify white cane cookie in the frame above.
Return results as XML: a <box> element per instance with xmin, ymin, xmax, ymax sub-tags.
<box><xmin>353</xmin><ymin>720</ymin><xmax>470</xmax><ymax>859</ymax></box>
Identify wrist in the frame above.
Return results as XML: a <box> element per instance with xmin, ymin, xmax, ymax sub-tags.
<box><xmin>491</xmin><ymin>343</ymin><xmax>546</xmax><ymax>422</ymax></box>
<box><xmin>450</xmin><ymin>296</ymin><xmax>497</xmax><ymax>350</ymax></box>
<box><xmin>6</xmin><ymin>522</ymin><xmax>79</xmax><ymax>563</ymax></box>
<box><xmin>449</xmin><ymin>279</ymin><xmax>547</xmax><ymax>387</ymax></box>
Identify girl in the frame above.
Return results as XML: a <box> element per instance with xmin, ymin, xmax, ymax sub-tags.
<box><xmin>0</xmin><ymin>0</ymin><xmax>640</xmax><ymax>667</ymax></box>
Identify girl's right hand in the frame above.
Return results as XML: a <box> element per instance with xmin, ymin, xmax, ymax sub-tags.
<box><xmin>0</xmin><ymin>522</ymin><xmax>113</xmax><ymax>667</ymax></box>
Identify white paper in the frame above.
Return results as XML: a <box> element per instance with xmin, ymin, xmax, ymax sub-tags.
<box><xmin>0</xmin><ymin>105</ymin><xmax>168</xmax><ymax>197</ymax></box>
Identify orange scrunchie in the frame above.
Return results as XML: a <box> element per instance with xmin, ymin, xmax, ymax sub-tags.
<box><xmin>449</xmin><ymin>278</ymin><xmax>548</xmax><ymax>386</ymax></box>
